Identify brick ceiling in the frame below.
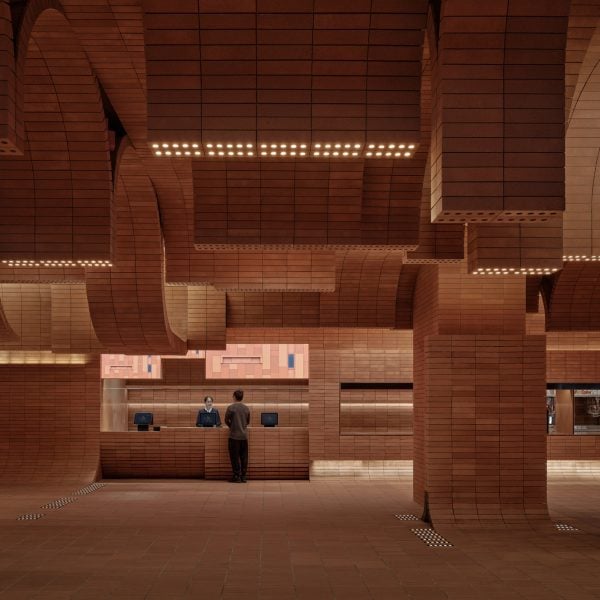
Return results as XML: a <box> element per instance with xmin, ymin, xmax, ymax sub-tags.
<box><xmin>0</xmin><ymin>0</ymin><xmax>598</xmax><ymax>353</ymax></box>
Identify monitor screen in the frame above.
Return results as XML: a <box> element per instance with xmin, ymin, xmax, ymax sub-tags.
<box><xmin>133</xmin><ymin>412</ymin><xmax>153</xmax><ymax>425</ymax></box>
<box><xmin>197</xmin><ymin>411</ymin><xmax>218</xmax><ymax>427</ymax></box>
<box><xmin>261</xmin><ymin>412</ymin><xmax>278</xmax><ymax>427</ymax></box>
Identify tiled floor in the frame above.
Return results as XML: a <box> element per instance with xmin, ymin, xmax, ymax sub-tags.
<box><xmin>1</xmin><ymin>474</ymin><xmax>600</xmax><ymax>599</ymax></box>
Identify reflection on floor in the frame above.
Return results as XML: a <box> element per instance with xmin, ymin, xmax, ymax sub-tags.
<box><xmin>1</xmin><ymin>473</ymin><xmax>600</xmax><ymax>599</ymax></box>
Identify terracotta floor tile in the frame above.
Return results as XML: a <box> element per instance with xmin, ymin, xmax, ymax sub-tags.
<box><xmin>0</xmin><ymin>475</ymin><xmax>600</xmax><ymax>598</ymax></box>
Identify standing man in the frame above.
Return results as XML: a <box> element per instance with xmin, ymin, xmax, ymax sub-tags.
<box><xmin>225</xmin><ymin>389</ymin><xmax>250</xmax><ymax>483</ymax></box>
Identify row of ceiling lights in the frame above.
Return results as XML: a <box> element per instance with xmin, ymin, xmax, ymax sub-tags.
<box><xmin>563</xmin><ymin>255</ymin><xmax>600</xmax><ymax>261</ymax></box>
<box><xmin>151</xmin><ymin>142</ymin><xmax>416</xmax><ymax>158</ymax></box>
<box><xmin>472</xmin><ymin>267</ymin><xmax>560</xmax><ymax>275</ymax></box>
<box><xmin>1</xmin><ymin>260</ymin><xmax>112</xmax><ymax>267</ymax></box>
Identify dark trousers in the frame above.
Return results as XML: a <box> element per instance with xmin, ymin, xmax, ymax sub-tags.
<box><xmin>228</xmin><ymin>438</ymin><xmax>248</xmax><ymax>479</ymax></box>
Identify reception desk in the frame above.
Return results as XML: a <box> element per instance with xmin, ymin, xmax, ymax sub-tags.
<box><xmin>100</xmin><ymin>427</ymin><xmax>309</xmax><ymax>479</ymax></box>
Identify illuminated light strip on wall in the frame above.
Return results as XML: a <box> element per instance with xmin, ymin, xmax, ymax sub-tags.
<box><xmin>1</xmin><ymin>260</ymin><xmax>112</xmax><ymax>268</ymax></box>
<box><xmin>563</xmin><ymin>255</ymin><xmax>600</xmax><ymax>262</ymax></box>
<box><xmin>151</xmin><ymin>142</ymin><xmax>417</xmax><ymax>159</ymax></box>
<box><xmin>472</xmin><ymin>267</ymin><xmax>560</xmax><ymax>275</ymax></box>
<box><xmin>0</xmin><ymin>351</ymin><xmax>90</xmax><ymax>364</ymax></box>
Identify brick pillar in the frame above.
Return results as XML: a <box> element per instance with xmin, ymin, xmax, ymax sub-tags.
<box><xmin>413</xmin><ymin>264</ymin><xmax>548</xmax><ymax>525</ymax></box>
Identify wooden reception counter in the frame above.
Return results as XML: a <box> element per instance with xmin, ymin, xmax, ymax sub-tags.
<box><xmin>100</xmin><ymin>427</ymin><xmax>309</xmax><ymax>479</ymax></box>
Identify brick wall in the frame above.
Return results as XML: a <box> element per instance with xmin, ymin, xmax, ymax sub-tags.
<box><xmin>0</xmin><ymin>357</ymin><xmax>101</xmax><ymax>483</ymax></box>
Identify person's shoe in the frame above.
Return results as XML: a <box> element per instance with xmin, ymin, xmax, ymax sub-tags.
<box><xmin>240</xmin><ymin>476</ymin><xmax>247</xmax><ymax>483</ymax></box>
<box><xmin>229</xmin><ymin>476</ymin><xmax>240</xmax><ymax>483</ymax></box>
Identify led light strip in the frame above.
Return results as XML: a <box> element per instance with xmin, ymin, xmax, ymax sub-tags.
<box><xmin>363</xmin><ymin>142</ymin><xmax>415</xmax><ymax>158</ymax></box>
<box><xmin>1</xmin><ymin>260</ymin><xmax>112</xmax><ymax>268</ymax></box>
<box><xmin>152</xmin><ymin>142</ymin><xmax>203</xmax><ymax>157</ymax></box>
<box><xmin>151</xmin><ymin>142</ymin><xmax>417</xmax><ymax>159</ymax></box>
<box><xmin>472</xmin><ymin>267</ymin><xmax>559</xmax><ymax>275</ymax></box>
<box><xmin>563</xmin><ymin>255</ymin><xmax>600</xmax><ymax>261</ymax></box>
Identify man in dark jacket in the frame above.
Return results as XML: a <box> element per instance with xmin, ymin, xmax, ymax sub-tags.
<box><xmin>224</xmin><ymin>389</ymin><xmax>250</xmax><ymax>483</ymax></box>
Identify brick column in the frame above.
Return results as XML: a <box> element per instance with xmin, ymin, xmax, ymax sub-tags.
<box><xmin>413</xmin><ymin>264</ymin><xmax>548</xmax><ymax>525</ymax></box>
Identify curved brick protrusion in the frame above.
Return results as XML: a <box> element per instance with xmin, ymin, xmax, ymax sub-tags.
<box><xmin>319</xmin><ymin>250</ymin><xmax>406</xmax><ymax>328</ymax></box>
<box><xmin>0</xmin><ymin>297</ymin><xmax>18</xmax><ymax>342</ymax></box>
<box><xmin>86</xmin><ymin>143</ymin><xmax>186</xmax><ymax>354</ymax></box>
<box><xmin>0</xmin><ymin>2</ymin><xmax>111</xmax><ymax>262</ymax></box>
<box><xmin>0</xmin><ymin>0</ymin><xmax>18</xmax><ymax>155</ymax></box>
<box><xmin>547</xmin><ymin>262</ymin><xmax>600</xmax><ymax>331</ymax></box>
<box><xmin>564</xmin><ymin>19</ymin><xmax>600</xmax><ymax>258</ymax></box>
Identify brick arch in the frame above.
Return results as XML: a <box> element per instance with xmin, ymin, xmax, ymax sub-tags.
<box><xmin>85</xmin><ymin>141</ymin><xmax>186</xmax><ymax>354</ymax></box>
<box><xmin>564</xmin><ymin>19</ymin><xmax>600</xmax><ymax>258</ymax></box>
<box><xmin>546</xmin><ymin>262</ymin><xmax>600</xmax><ymax>330</ymax></box>
<box><xmin>0</xmin><ymin>2</ymin><xmax>111</xmax><ymax>262</ymax></box>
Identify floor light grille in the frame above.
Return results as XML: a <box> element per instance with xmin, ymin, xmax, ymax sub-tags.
<box><xmin>73</xmin><ymin>482</ymin><xmax>106</xmax><ymax>496</ymax></box>
<box><xmin>394</xmin><ymin>513</ymin><xmax>420</xmax><ymax>521</ymax></box>
<box><xmin>411</xmin><ymin>528</ymin><xmax>453</xmax><ymax>547</ymax></box>
<box><xmin>555</xmin><ymin>523</ymin><xmax>578</xmax><ymax>532</ymax></box>
<box><xmin>40</xmin><ymin>497</ymin><xmax>77</xmax><ymax>509</ymax></box>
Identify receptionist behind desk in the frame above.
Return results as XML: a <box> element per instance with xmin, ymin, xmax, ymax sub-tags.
<box><xmin>197</xmin><ymin>396</ymin><xmax>221</xmax><ymax>427</ymax></box>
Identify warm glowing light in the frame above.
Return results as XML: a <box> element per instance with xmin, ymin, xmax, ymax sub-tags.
<box><xmin>151</xmin><ymin>141</ymin><xmax>416</xmax><ymax>159</ymax></box>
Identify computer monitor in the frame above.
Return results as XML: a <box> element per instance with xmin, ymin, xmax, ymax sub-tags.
<box><xmin>133</xmin><ymin>412</ymin><xmax>153</xmax><ymax>432</ymax></box>
<box><xmin>197</xmin><ymin>411</ymin><xmax>218</xmax><ymax>427</ymax></box>
<box><xmin>261</xmin><ymin>412</ymin><xmax>278</xmax><ymax>427</ymax></box>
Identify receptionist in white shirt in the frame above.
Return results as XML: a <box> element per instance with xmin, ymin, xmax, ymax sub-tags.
<box><xmin>198</xmin><ymin>396</ymin><xmax>221</xmax><ymax>427</ymax></box>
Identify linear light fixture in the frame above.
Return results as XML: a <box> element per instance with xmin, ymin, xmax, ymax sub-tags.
<box><xmin>151</xmin><ymin>142</ymin><xmax>417</xmax><ymax>159</ymax></box>
<box><xmin>472</xmin><ymin>267</ymin><xmax>559</xmax><ymax>275</ymax></box>
<box><xmin>1</xmin><ymin>260</ymin><xmax>112</xmax><ymax>268</ymax></box>
<box><xmin>563</xmin><ymin>255</ymin><xmax>600</xmax><ymax>262</ymax></box>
